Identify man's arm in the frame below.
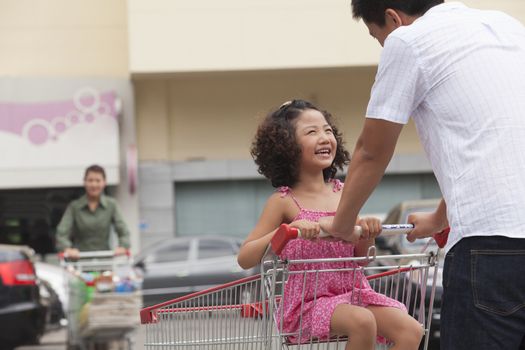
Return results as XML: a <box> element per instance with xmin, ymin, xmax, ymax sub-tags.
<box><xmin>330</xmin><ymin>118</ymin><xmax>403</xmax><ymax>240</ymax></box>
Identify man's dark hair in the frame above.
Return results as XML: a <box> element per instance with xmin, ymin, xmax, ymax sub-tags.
<box><xmin>84</xmin><ymin>164</ymin><xmax>106</xmax><ymax>180</ymax></box>
<box><xmin>352</xmin><ymin>0</ymin><xmax>444</xmax><ymax>26</ymax></box>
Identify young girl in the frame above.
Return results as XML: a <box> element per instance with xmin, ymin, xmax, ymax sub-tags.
<box><xmin>237</xmin><ymin>100</ymin><xmax>423</xmax><ymax>350</ymax></box>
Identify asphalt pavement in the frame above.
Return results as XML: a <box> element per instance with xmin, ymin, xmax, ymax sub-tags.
<box><xmin>14</xmin><ymin>326</ymin><xmax>145</xmax><ymax>350</ymax></box>
<box><xmin>15</xmin><ymin>327</ymin><xmax>67</xmax><ymax>350</ymax></box>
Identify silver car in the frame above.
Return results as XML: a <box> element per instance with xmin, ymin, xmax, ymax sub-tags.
<box><xmin>134</xmin><ymin>236</ymin><xmax>258</xmax><ymax>307</ymax></box>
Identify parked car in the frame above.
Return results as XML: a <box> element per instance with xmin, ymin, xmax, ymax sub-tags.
<box><xmin>0</xmin><ymin>244</ymin><xmax>46</xmax><ymax>349</ymax></box>
<box><xmin>376</xmin><ymin>199</ymin><xmax>442</xmax><ymax>350</ymax></box>
<box><xmin>134</xmin><ymin>236</ymin><xmax>259</xmax><ymax>307</ymax></box>
<box><xmin>34</xmin><ymin>261</ymin><xmax>66</xmax><ymax>328</ymax></box>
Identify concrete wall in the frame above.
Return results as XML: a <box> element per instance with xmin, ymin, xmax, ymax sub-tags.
<box><xmin>134</xmin><ymin>67</ymin><xmax>424</xmax><ymax>163</ymax></box>
<box><xmin>128</xmin><ymin>0</ymin><xmax>381</xmax><ymax>74</ymax></box>
<box><xmin>0</xmin><ymin>0</ymin><xmax>129</xmax><ymax>77</ymax></box>
<box><xmin>128</xmin><ymin>0</ymin><xmax>525</xmax><ymax>74</ymax></box>
<box><xmin>463</xmin><ymin>0</ymin><xmax>525</xmax><ymax>21</ymax></box>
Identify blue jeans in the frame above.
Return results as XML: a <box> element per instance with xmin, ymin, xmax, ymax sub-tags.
<box><xmin>441</xmin><ymin>236</ymin><xmax>525</xmax><ymax>350</ymax></box>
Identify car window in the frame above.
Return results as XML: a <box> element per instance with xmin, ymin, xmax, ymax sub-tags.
<box><xmin>0</xmin><ymin>249</ymin><xmax>25</xmax><ymax>262</ymax></box>
<box><xmin>198</xmin><ymin>239</ymin><xmax>235</xmax><ymax>259</ymax></box>
<box><xmin>149</xmin><ymin>241</ymin><xmax>189</xmax><ymax>263</ymax></box>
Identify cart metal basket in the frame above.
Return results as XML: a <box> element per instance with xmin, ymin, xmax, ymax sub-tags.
<box><xmin>60</xmin><ymin>250</ymin><xmax>141</xmax><ymax>350</ymax></box>
<box><xmin>140</xmin><ymin>225</ymin><xmax>447</xmax><ymax>350</ymax></box>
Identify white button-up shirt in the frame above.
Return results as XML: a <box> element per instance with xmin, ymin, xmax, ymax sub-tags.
<box><xmin>367</xmin><ymin>2</ymin><xmax>525</xmax><ymax>252</ymax></box>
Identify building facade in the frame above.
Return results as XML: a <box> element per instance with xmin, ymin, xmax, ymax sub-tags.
<box><xmin>1</xmin><ymin>0</ymin><xmax>523</xmax><ymax>252</ymax></box>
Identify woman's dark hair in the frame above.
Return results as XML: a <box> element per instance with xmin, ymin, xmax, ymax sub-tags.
<box><xmin>351</xmin><ymin>0</ymin><xmax>443</xmax><ymax>26</ymax></box>
<box><xmin>251</xmin><ymin>99</ymin><xmax>349</xmax><ymax>188</ymax></box>
<box><xmin>84</xmin><ymin>164</ymin><xmax>106</xmax><ymax>180</ymax></box>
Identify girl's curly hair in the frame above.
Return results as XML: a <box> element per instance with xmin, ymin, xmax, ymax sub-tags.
<box><xmin>251</xmin><ymin>99</ymin><xmax>350</xmax><ymax>188</ymax></box>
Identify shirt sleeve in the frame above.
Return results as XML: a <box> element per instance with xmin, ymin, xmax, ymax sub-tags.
<box><xmin>366</xmin><ymin>36</ymin><xmax>429</xmax><ymax>124</ymax></box>
<box><xmin>112</xmin><ymin>204</ymin><xmax>131</xmax><ymax>248</ymax></box>
<box><xmin>55</xmin><ymin>204</ymin><xmax>74</xmax><ymax>251</ymax></box>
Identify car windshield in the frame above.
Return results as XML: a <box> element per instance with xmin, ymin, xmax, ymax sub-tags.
<box><xmin>198</xmin><ymin>239</ymin><xmax>235</xmax><ymax>259</ymax></box>
<box><xmin>0</xmin><ymin>249</ymin><xmax>25</xmax><ymax>262</ymax></box>
<box><xmin>150</xmin><ymin>241</ymin><xmax>189</xmax><ymax>263</ymax></box>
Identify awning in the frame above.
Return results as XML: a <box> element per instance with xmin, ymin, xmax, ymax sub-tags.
<box><xmin>0</xmin><ymin>87</ymin><xmax>121</xmax><ymax>189</ymax></box>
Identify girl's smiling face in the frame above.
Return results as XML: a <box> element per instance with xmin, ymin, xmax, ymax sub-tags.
<box><xmin>295</xmin><ymin>109</ymin><xmax>337</xmax><ymax>172</ymax></box>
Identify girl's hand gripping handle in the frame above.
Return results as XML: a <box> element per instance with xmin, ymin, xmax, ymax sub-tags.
<box><xmin>271</xmin><ymin>224</ymin><xmax>300</xmax><ymax>255</ymax></box>
<box><xmin>270</xmin><ymin>223</ymin><xmax>363</xmax><ymax>255</ymax></box>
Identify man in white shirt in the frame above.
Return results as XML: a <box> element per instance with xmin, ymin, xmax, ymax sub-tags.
<box><xmin>321</xmin><ymin>1</ymin><xmax>525</xmax><ymax>349</ymax></box>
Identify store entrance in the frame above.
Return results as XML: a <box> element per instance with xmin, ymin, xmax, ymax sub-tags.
<box><xmin>0</xmin><ymin>187</ymin><xmax>83</xmax><ymax>260</ymax></box>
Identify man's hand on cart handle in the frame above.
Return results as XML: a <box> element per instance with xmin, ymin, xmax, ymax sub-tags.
<box><xmin>60</xmin><ymin>247</ymin><xmax>80</xmax><ymax>260</ymax></box>
<box><xmin>406</xmin><ymin>202</ymin><xmax>449</xmax><ymax>244</ymax></box>
<box><xmin>114</xmin><ymin>247</ymin><xmax>130</xmax><ymax>256</ymax></box>
<box><xmin>59</xmin><ymin>247</ymin><xmax>130</xmax><ymax>261</ymax></box>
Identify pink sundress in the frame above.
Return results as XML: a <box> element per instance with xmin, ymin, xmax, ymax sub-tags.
<box><xmin>276</xmin><ymin>180</ymin><xmax>407</xmax><ymax>343</ymax></box>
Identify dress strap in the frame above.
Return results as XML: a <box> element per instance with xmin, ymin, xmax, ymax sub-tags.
<box><xmin>277</xmin><ymin>186</ymin><xmax>303</xmax><ymax>210</ymax></box>
<box><xmin>331</xmin><ymin>179</ymin><xmax>344</xmax><ymax>192</ymax></box>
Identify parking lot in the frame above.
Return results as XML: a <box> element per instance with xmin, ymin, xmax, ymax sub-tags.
<box><xmin>15</xmin><ymin>326</ymin><xmax>145</xmax><ymax>350</ymax></box>
<box><xmin>15</xmin><ymin>328</ymin><xmax>67</xmax><ymax>350</ymax></box>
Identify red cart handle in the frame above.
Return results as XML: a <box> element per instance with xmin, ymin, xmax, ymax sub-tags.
<box><xmin>271</xmin><ymin>223</ymin><xmax>450</xmax><ymax>255</ymax></box>
<box><xmin>433</xmin><ymin>227</ymin><xmax>450</xmax><ymax>248</ymax></box>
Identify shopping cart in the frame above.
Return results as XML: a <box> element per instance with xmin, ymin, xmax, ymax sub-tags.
<box><xmin>140</xmin><ymin>225</ymin><xmax>448</xmax><ymax>350</ymax></box>
<box><xmin>60</xmin><ymin>250</ymin><xmax>142</xmax><ymax>350</ymax></box>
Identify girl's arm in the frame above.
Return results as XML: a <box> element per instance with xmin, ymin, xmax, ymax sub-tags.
<box><xmin>237</xmin><ymin>193</ymin><xmax>287</xmax><ymax>269</ymax></box>
<box><xmin>353</xmin><ymin>216</ymin><xmax>382</xmax><ymax>259</ymax></box>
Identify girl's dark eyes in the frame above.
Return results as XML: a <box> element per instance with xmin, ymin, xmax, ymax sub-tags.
<box><xmin>306</xmin><ymin>128</ymin><xmax>332</xmax><ymax>135</ymax></box>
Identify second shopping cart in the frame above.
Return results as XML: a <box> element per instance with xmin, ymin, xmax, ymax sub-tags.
<box><xmin>60</xmin><ymin>250</ymin><xmax>142</xmax><ymax>350</ymax></box>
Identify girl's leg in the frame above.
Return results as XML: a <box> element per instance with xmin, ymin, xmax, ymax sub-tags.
<box><xmin>330</xmin><ymin>303</ymin><xmax>377</xmax><ymax>350</ymax></box>
<box><xmin>367</xmin><ymin>305</ymin><xmax>423</xmax><ymax>350</ymax></box>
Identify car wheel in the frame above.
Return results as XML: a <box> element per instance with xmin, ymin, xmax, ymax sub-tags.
<box><xmin>26</xmin><ymin>313</ymin><xmax>45</xmax><ymax>345</ymax></box>
<box><xmin>26</xmin><ymin>326</ymin><xmax>43</xmax><ymax>345</ymax></box>
<box><xmin>1</xmin><ymin>342</ymin><xmax>15</xmax><ymax>350</ymax></box>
